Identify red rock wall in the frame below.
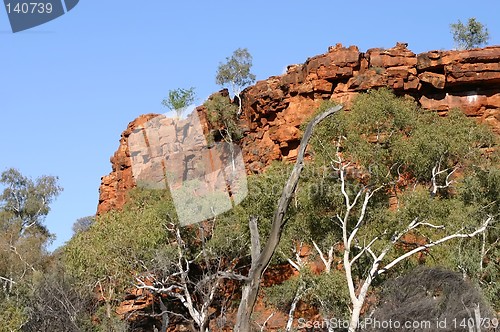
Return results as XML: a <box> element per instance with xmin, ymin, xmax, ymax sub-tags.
<box><xmin>241</xmin><ymin>42</ymin><xmax>500</xmax><ymax>172</ymax></box>
<box><xmin>98</xmin><ymin>114</ymin><xmax>158</xmax><ymax>214</ymax></box>
<box><xmin>97</xmin><ymin>43</ymin><xmax>500</xmax><ymax>214</ymax></box>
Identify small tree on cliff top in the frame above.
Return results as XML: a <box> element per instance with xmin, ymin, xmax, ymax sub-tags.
<box><xmin>162</xmin><ymin>87</ymin><xmax>196</xmax><ymax>118</ymax></box>
<box><xmin>450</xmin><ymin>17</ymin><xmax>490</xmax><ymax>50</ymax></box>
<box><xmin>216</xmin><ymin>48</ymin><xmax>256</xmax><ymax>116</ymax></box>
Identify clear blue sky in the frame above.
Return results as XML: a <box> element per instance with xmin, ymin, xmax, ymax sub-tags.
<box><xmin>1</xmin><ymin>1</ymin><xmax>499</xmax><ymax>250</ymax></box>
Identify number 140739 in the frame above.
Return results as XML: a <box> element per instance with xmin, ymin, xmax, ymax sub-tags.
<box><xmin>5</xmin><ymin>2</ymin><xmax>53</xmax><ymax>14</ymax></box>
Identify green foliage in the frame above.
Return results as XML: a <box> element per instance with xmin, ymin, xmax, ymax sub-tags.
<box><xmin>208</xmin><ymin>162</ymin><xmax>293</xmax><ymax>262</ymax></box>
<box><xmin>216</xmin><ymin>48</ymin><xmax>256</xmax><ymax>115</ymax></box>
<box><xmin>1</xmin><ymin>168</ymin><xmax>62</xmax><ymax>234</ymax></box>
<box><xmin>453</xmin><ymin>234</ymin><xmax>499</xmax><ymax>308</ymax></box>
<box><xmin>265</xmin><ymin>269</ymin><xmax>350</xmax><ymax>319</ymax></box>
<box><xmin>301</xmin><ymin>88</ymin><xmax>499</xmax><ymax>311</ymax></box>
<box><xmin>0</xmin><ymin>168</ymin><xmax>63</xmax><ymax>331</ymax></box>
<box><xmin>64</xmin><ymin>188</ymin><xmax>174</xmax><ymax>304</ymax></box>
<box><xmin>454</xmin><ymin>166</ymin><xmax>500</xmax><ymax>307</ymax></box>
<box><xmin>458</xmin><ymin>164</ymin><xmax>500</xmax><ymax>217</ymax></box>
<box><xmin>0</xmin><ymin>299</ymin><xmax>26</xmax><ymax>332</ymax></box>
<box><xmin>162</xmin><ymin>87</ymin><xmax>196</xmax><ymax>118</ymax></box>
<box><xmin>72</xmin><ymin>215</ymin><xmax>95</xmax><ymax>234</ymax></box>
<box><xmin>450</xmin><ymin>17</ymin><xmax>490</xmax><ymax>50</ymax></box>
<box><xmin>92</xmin><ymin>308</ymin><xmax>129</xmax><ymax>332</ymax></box>
<box><xmin>204</xmin><ymin>94</ymin><xmax>243</xmax><ymax>143</ymax></box>
<box><xmin>309</xmin><ymin>271</ymin><xmax>350</xmax><ymax>318</ymax></box>
<box><xmin>395</xmin><ymin>108</ymin><xmax>493</xmax><ymax>181</ymax></box>
<box><xmin>311</xmin><ymin>88</ymin><xmax>494</xmax><ymax>186</ymax></box>
<box><xmin>215</xmin><ymin>48</ymin><xmax>256</xmax><ymax>94</ymax></box>
<box><xmin>265</xmin><ymin>275</ymin><xmax>304</xmax><ymax>311</ymax></box>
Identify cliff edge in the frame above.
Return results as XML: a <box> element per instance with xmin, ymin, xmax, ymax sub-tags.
<box><xmin>97</xmin><ymin>42</ymin><xmax>500</xmax><ymax>214</ymax></box>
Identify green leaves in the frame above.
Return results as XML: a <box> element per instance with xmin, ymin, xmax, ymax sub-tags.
<box><xmin>216</xmin><ymin>48</ymin><xmax>256</xmax><ymax>114</ymax></box>
<box><xmin>1</xmin><ymin>168</ymin><xmax>62</xmax><ymax>232</ymax></box>
<box><xmin>265</xmin><ymin>268</ymin><xmax>350</xmax><ymax>318</ymax></box>
<box><xmin>216</xmin><ymin>48</ymin><xmax>256</xmax><ymax>91</ymax></box>
<box><xmin>204</xmin><ymin>93</ymin><xmax>242</xmax><ymax>142</ymax></box>
<box><xmin>162</xmin><ymin>87</ymin><xmax>196</xmax><ymax>117</ymax></box>
<box><xmin>0</xmin><ymin>169</ymin><xmax>64</xmax><ymax>331</ymax></box>
<box><xmin>302</xmin><ymin>89</ymin><xmax>499</xmax><ymax>314</ymax></box>
<box><xmin>0</xmin><ymin>299</ymin><xmax>26</xmax><ymax>332</ymax></box>
<box><xmin>395</xmin><ymin>108</ymin><xmax>493</xmax><ymax>181</ymax></box>
<box><xmin>64</xmin><ymin>188</ymin><xmax>173</xmax><ymax>293</ymax></box>
<box><xmin>311</xmin><ymin>89</ymin><xmax>494</xmax><ymax>188</ymax></box>
<box><xmin>450</xmin><ymin>17</ymin><xmax>490</xmax><ymax>50</ymax></box>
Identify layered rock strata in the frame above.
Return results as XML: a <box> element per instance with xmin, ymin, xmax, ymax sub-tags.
<box><xmin>98</xmin><ymin>43</ymin><xmax>500</xmax><ymax>214</ymax></box>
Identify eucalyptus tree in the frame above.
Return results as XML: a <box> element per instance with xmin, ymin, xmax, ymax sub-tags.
<box><xmin>307</xmin><ymin>89</ymin><xmax>497</xmax><ymax>331</ymax></box>
<box><xmin>216</xmin><ymin>48</ymin><xmax>256</xmax><ymax>115</ymax></box>
<box><xmin>162</xmin><ymin>87</ymin><xmax>196</xmax><ymax>118</ymax></box>
<box><xmin>450</xmin><ymin>17</ymin><xmax>489</xmax><ymax>50</ymax></box>
<box><xmin>0</xmin><ymin>168</ymin><xmax>62</xmax><ymax>329</ymax></box>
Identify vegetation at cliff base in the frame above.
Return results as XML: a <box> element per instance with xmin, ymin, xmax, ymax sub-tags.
<box><xmin>1</xmin><ymin>88</ymin><xmax>498</xmax><ymax>331</ymax></box>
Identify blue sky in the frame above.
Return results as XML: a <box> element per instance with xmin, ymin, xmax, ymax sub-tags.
<box><xmin>1</xmin><ymin>0</ymin><xmax>499</xmax><ymax>250</ymax></box>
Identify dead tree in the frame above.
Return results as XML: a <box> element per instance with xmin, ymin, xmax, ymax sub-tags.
<box><xmin>136</xmin><ymin>221</ymin><xmax>247</xmax><ymax>332</ymax></box>
<box><xmin>234</xmin><ymin>105</ymin><xmax>344</xmax><ymax>332</ymax></box>
<box><xmin>313</xmin><ymin>148</ymin><xmax>493</xmax><ymax>332</ymax></box>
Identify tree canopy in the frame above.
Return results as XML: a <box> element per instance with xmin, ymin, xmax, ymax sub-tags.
<box><xmin>216</xmin><ymin>48</ymin><xmax>256</xmax><ymax>115</ymax></box>
<box><xmin>450</xmin><ymin>17</ymin><xmax>490</xmax><ymax>50</ymax></box>
<box><xmin>162</xmin><ymin>87</ymin><xmax>196</xmax><ymax>118</ymax></box>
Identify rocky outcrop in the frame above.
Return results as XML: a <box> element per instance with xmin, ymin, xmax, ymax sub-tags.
<box><xmin>97</xmin><ymin>43</ymin><xmax>500</xmax><ymax>214</ymax></box>
<box><xmin>97</xmin><ymin>114</ymin><xmax>158</xmax><ymax>214</ymax></box>
<box><xmin>242</xmin><ymin>43</ymin><xmax>500</xmax><ymax>172</ymax></box>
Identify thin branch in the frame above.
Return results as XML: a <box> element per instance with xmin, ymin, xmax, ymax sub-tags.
<box><xmin>10</xmin><ymin>245</ymin><xmax>36</xmax><ymax>272</ymax></box>
<box><xmin>287</xmin><ymin>258</ymin><xmax>302</xmax><ymax>272</ymax></box>
<box><xmin>0</xmin><ymin>276</ymin><xmax>16</xmax><ymax>284</ymax></box>
<box><xmin>312</xmin><ymin>241</ymin><xmax>335</xmax><ymax>273</ymax></box>
<box><xmin>259</xmin><ymin>312</ymin><xmax>275</xmax><ymax>332</ymax></box>
<box><xmin>431</xmin><ymin>159</ymin><xmax>459</xmax><ymax>196</ymax></box>
<box><xmin>379</xmin><ymin>217</ymin><xmax>492</xmax><ymax>275</ymax></box>
<box><xmin>350</xmin><ymin>237</ymin><xmax>378</xmax><ymax>266</ymax></box>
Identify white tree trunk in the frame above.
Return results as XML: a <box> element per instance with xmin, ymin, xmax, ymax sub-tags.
<box><xmin>234</xmin><ymin>105</ymin><xmax>343</xmax><ymax>332</ymax></box>
<box><xmin>285</xmin><ymin>284</ymin><xmax>304</xmax><ymax>332</ymax></box>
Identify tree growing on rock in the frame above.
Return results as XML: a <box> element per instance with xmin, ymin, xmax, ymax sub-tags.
<box><xmin>216</xmin><ymin>48</ymin><xmax>256</xmax><ymax>116</ymax></box>
<box><xmin>450</xmin><ymin>17</ymin><xmax>489</xmax><ymax>50</ymax></box>
<box><xmin>162</xmin><ymin>87</ymin><xmax>196</xmax><ymax>118</ymax></box>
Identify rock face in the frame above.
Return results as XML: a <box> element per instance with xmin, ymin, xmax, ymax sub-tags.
<box><xmin>98</xmin><ymin>114</ymin><xmax>158</xmax><ymax>214</ymax></box>
<box><xmin>97</xmin><ymin>43</ymin><xmax>500</xmax><ymax>214</ymax></box>
<box><xmin>242</xmin><ymin>43</ymin><xmax>500</xmax><ymax>172</ymax></box>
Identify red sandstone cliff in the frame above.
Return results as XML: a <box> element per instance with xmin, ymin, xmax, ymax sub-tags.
<box><xmin>97</xmin><ymin>43</ymin><xmax>500</xmax><ymax>215</ymax></box>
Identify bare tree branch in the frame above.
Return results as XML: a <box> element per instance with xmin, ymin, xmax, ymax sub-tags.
<box><xmin>234</xmin><ymin>104</ymin><xmax>343</xmax><ymax>332</ymax></box>
<box><xmin>379</xmin><ymin>217</ymin><xmax>492</xmax><ymax>275</ymax></box>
